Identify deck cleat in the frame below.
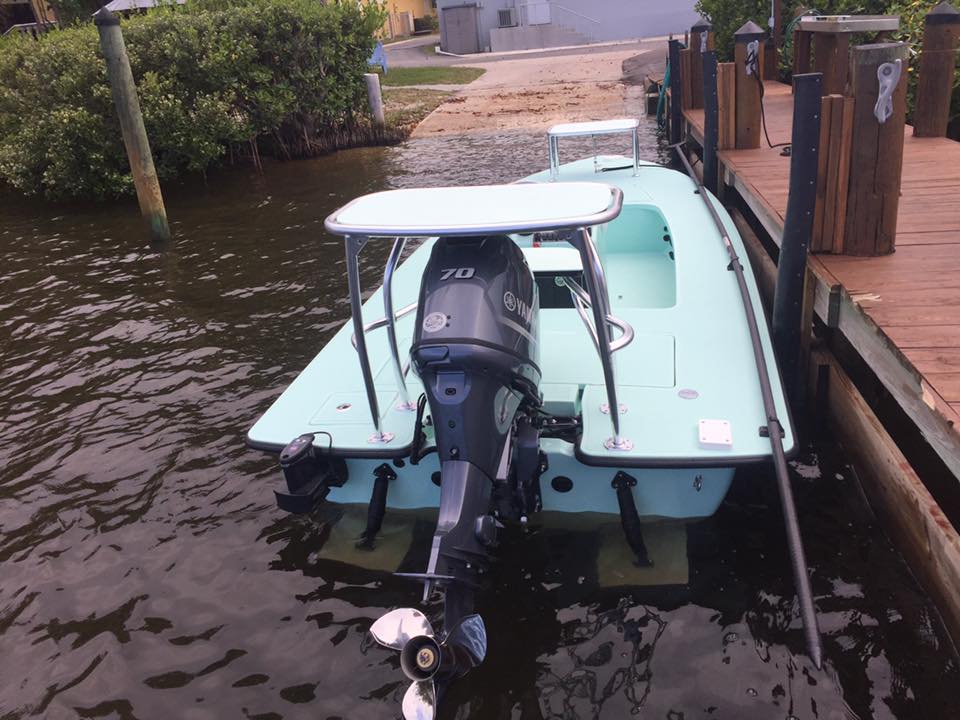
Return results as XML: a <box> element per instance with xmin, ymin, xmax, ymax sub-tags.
<box><xmin>370</xmin><ymin>608</ymin><xmax>487</xmax><ymax>720</ymax></box>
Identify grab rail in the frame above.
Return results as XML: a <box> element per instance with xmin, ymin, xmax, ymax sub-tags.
<box><xmin>349</xmin><ymin>302</ymin><xmax>418</xmax><ymax>349</ymax></box>
<box><xmin>382</xmin><ymin>238</ymin><xmax>417</xmax><ymax>410</ymax></box>
<box><xmin>565</xmin><ymin>227</ymin><xmax>632</xmax><ymax>450</ymax></box>
<box><xmin>562</xmin><ymin>277</ymin><xmax>634</xmax><ymax>353</ymax></box>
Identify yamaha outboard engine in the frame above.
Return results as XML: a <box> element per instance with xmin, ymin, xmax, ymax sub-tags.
<box><xmin>372</xmin><ymin>235</ymin><xmax>541</xmax><ymax>718</ymax></box>
<box><xmin>411</xmin><ymin>235</ymin><xmax>541</xmax><ymax>605</ymax></box>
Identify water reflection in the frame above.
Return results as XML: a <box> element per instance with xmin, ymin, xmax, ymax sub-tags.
<box><xmin>0</xmin><ymin>126</ymin><xmax>957</xmax><ymax>719</ymax></box>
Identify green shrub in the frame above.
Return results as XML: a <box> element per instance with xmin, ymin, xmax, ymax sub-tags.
<box><xmin>0</xmin><ymin>0</ymin><xmax>384</xmax><ymax>199</ymax></box>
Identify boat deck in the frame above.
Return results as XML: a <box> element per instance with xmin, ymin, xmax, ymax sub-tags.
<box><xmin>248</xmin><ymin>156</ymin><xmax>796</xmax><ymax>465</ymax></box>
<box><xmin>684</xmin><ymin>81</ymin><xmax>960</xmax><ymax>481</ymax></box>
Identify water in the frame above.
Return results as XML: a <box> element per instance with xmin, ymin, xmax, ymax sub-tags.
<box><xmin>1</xmin><ymin>123</ymin><xmax>957</xmax><ymax>720</ymax></box>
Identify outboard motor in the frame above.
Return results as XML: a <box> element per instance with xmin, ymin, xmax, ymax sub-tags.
<box><xmin>375</xmin><ymin>235</ymin><xmax>541</xmax><ymax>718</ymax></box>
<box><xmin>410</xmin><ymin>234</ymin><xmax>541</xmax><ymax>611</ymax></box>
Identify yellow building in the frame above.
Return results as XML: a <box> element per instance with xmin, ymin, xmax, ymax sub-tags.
<box><xmin>0</xmin><ymin>0</ymin><xmax>57</xmax><ymax>35</ymax></box>
<box><xmin>386</xmin><ymin>0</ymin><xmax>434</xmax><ymax>19</ymax></box>
<box><xmin>360</xmin><ymin>0</ymin><xmax>435</xmax><ymax>39</ymax></box>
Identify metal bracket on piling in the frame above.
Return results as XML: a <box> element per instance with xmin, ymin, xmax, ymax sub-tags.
<box><xmin>874</xmin><ymin>59</ymin><xmax>902</xmax><ymax>124</ymax></box>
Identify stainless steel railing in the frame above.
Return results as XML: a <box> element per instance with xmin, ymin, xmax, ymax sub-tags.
<box><xmin>565</xmin><ymin>227</ymin><xmax>634</xmax><ymax>450</ymax></box>
<box><xmin>344</xmin><ymin>225</ymin><xmax>632</xmax><ymax>450</ymax></box>
<box><xmin>562</xmin><ymin>276</ymin><xmax>634</xmax><ymax>354</ymax></box>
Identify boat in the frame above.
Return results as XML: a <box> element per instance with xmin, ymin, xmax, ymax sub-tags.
<box><xmin>246</xmin><ymin>119</ymin><xmax>815</xmax><ymax>718</ymax></box>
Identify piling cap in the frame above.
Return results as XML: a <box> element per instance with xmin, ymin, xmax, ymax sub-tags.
<box><xmin>93</xmin><ymin>7</ymin><xmax>119</xmax><ymax>26</ymax></box>
<box><xmin>692</xmin><ymin>16</ymin><xmax>712</xmax><ymax>31</ymax></box>
<box><xmin>734</xmin><ymin>20</ymin><xmax>766</xmax><ymax>42</ymax></box>
<box><xmin>926</xmin><ymin>1</ymin><xmax>960</xmax><ymax>24</ymax></box>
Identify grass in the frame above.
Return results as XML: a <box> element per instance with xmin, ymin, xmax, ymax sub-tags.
<box><xmin>382</xmin><ymin>88</ymin><xmax>451</xmax><ymax>127</ymax></box>
<box><xmin>380</xmin><ymin>66</ymin><xmax>485</xmax><ymax>87</ymax></box>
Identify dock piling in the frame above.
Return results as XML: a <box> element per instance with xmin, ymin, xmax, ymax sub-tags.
<box><xmin>94</xmin><ymin>8</ymin><xmax>170</xmax><ymax>243</ymax></box>
<box><xmin>668</xmin><ymin>39</ymin><xmax>683</xmax><ymax>145</ymax></box>
<box><xmin>702</xmin><ymin>50</ymin><xmax>719</xmax><ymax>194</ymax></box>
<box><xmin>773</xmin><ymin>73</ymin><xmax>822</xmax><ymax>402</ymax></box>
<box><xmin>812</xmin><ymin>32</ymin><xmax>850</xmax><ymax>96</ymax></box>
<box><xmin>717</xmin><ymin>62</ymin><xmax>736</xmax><ymax>150</ymax></box>
<box><xmin>844</xmin><ymin>42</ymin><xmax>909</xmax><ymax>256</ymax></box>
<box><xmin>680</xmin><ymin>48</ymin><xmax>694</xmax><ymax>112</ymax></box>
<box><xmin>734</xmin><ymin>21</ymin><xmax>766</xmax><ymax>149</ymax></box>
<box><xmin>689</xmin><ymin>18</ymin><xmax>713</xmax><ymax>109</ymax></box>
<box><xmin>792</xmin><ymin>7</ymin><xmax>813</xmax><ymax>90</ymax></box>
<box><xmin>365</xmin><ymin>73</ymin><xmax>386</xmax><ymax>127</ymax></box>
<box><xmin>914</xmin><ymin>2</ymin><xmax>960</xmax><ymax>138</ymax></box>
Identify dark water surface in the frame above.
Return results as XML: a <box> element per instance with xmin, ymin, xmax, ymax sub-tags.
<box><xmin>1</xmin><ymin>124</ymin><xmax>958</xmax><ymax>720</ymax></box>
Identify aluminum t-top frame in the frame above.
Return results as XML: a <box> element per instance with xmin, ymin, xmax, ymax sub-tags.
<box><xmin>547</xmin><ymin>119</ymin><xmax>641</xmax><ymax>181</ymax></box>
<box><xmin>797</xmin><ymin>14</ymin><xmax>899</xmax><ymax>33</ymax></box>
<box><xmin>324</xmin><ymin>182</ymin><xmax>632</xmax><ymax>449</ymax></box>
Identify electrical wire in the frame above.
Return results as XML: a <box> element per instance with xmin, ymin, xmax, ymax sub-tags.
<box><xmin>746</xmin><ymin>42</ymin><xmax>791</xmax><ymax>151</ymax></box>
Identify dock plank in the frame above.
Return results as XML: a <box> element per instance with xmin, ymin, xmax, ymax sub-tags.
<box><xmin>885</xmin><ymin>326</ymin><xmax>960</xmax><ymax>349</ymax></box>
<box><xmin>928</xmin><ymin>374</ymin><xmax>960</xmax><ymax>402</ymax></box>
<box><xmin>684</xmin><ymin>79</ymin><xmax>960</xmax><ymax>482</ymax></box>
<box><xmin>907</xmin><ymin>348</ymin><xmax>960</xmax><ymax>374</ymax></box>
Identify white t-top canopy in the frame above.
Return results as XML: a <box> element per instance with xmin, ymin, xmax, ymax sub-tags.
<box><xmin>325</xmin><ymin>182</ymin><xmax>622</xmax><ymax>237</ymax></box>
<box><xmin>548</xmin><ymin>118</ymin><xmax>640</xmax><ymax>138</ymax></box>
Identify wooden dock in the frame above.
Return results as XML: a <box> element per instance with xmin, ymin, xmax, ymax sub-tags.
<box><xmin>684</xmin><ymin>81</ymin><xmax>960</xmax><ymax>482</ymax></box>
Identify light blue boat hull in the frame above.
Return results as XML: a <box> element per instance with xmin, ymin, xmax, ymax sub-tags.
<box><xmin>327</xmin><ymin>448</ymin><xmax>733</xmax><ymax>520</ymax></box>
<box><xmin>248</xmin><ymin>155</ymin><xmax>794</xmax><ymax>521</ymax></box>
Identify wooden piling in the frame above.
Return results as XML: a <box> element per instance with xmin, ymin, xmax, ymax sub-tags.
<box><xmin>734</xmin><ymin>21</ymin><xmax>765</xmax><ymax>149</ymax></box>
<box><xmin>844</xmin><ymin>42</ymin><xmax>909</xmax><ymax>256</ymax></box>
<box><xmin>914</xmin><ymin>1</ymin><xmax>960</xmax><ymax>138</ymax></box>
<box><xmin>717</xmin><ymin>62</ymin><xmax>736</xmax><ymax>150</ymax></box>
<box><xmin>702</xmin><ymin>50</ymin><xmax>719</xmax><ymax>194</ymax></box>
<box><xmin>669</xmin><ymin>39</ymin><xmax>683</xmax><ymax>145</ymax></box>
<box><xmin>365</xmin><ymin>73</ymin><xmax>385</xmax><ymax>127</ymax></box>
<box><xmin>792</xmin><ymin>6</ymin><xmax>812</xmax><ymax>86</ymax></box>
<box><xmin>773</xmin><ymin>73</ymin><xmax>822</xmax><ymax>400</ymax></box>
<box><xmin>689</xmin><ymin>18</ymin><xmax>713</xmax><ymax>109</ymax></box>
<box><xmin>680</xmin><ymin>48</ymin><xmax>693</xmax><ymax>111</ymax></box>
<box><xmin>793</xmin><ymin>31</ymin><xmax>812</xmax><ymax>79</ymax></box>
<box><xmin>812</xmin><ymin>32</ymin><xmax>850</xmax><ymax>96</ymax></box>
<box><xmin>812</xmin><ymin>94</ymin><xmax>854</xmax><ymax>253</ymax></box>
<box><xmin>94</xmin><ymin>8</ymin><xmax>170</xmax><ymax>243</ymax></box>
<box><xmin>764</xmin><ymin>38</ymin><xmax>778</xmax><ymax>81</ymax></box>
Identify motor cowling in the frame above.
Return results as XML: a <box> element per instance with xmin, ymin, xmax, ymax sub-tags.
<box><xmin>411</xmin><ymin>235</ymin><xmax>541</xmax><ymax>481</ymax></box>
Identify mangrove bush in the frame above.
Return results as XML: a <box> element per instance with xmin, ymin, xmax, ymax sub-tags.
<box><xmin>0</xmin><ymin>0</ymin><xmax>384</xmax><ymax>199</ymax></box>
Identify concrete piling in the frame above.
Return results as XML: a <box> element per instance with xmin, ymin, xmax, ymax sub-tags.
<box><xmin>365</xmin><ymin>73</ymin><xmax>386</xmax><ymax>127</ymax></box>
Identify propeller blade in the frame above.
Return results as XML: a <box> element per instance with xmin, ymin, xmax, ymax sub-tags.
<box><xmin>402</xmin><ymin>679</ymin><xmax>436</xmax><ymax>720</ymax></box>
<box><xmin>443</xmin><ymin>613</ymin><xmax>487</xmax><ymax>667</ymax></box>
<box><xmin>370</xmin><ymin>608</ymin><xmax>434</xmax><ymax>651</ymax></box>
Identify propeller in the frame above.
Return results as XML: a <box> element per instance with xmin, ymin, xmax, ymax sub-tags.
<box><xmin>370</xmin><ymin>608</ymin><xmax>487</xmax><ymax>720</ymax></box>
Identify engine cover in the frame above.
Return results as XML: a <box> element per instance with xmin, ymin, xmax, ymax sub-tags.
<box><xmin>412</xmin><ymin>235</ymin><xmax>541</xmax><ymax>480</ymax></box>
